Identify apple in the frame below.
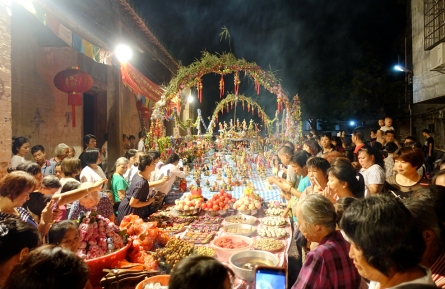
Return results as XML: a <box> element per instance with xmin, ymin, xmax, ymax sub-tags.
<box><xmin>213</xmin><ymin>205</ymin><xmax>219</xmax><ymax>211</ymax></box>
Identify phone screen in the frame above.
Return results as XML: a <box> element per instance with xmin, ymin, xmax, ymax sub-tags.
<box><xmin>255</xmin><ymin>267</ymin><xmax>286</xmax><ymax>289</ymax></box>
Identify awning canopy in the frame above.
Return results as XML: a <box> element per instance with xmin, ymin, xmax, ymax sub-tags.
<box><xmin>120</xmin><ymin>61</ymin><xmax>163</xmax><ymax>102</ymax></box>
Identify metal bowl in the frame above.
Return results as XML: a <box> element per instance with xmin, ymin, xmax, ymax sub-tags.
<box><xmin>237</xmin><ymin>209</ymin><xmax>258</xmax><ymax>216</ymax></box>
<box><xmin>175</xmin><ymin>208</ymin><xmax>201</xmax><ymax>216</ymax></box>
<box><xmin>223</xmin><ymin>224</ymin><xmax>257</xmax><ymax>237</ymax></box>
<box><xmin>205</xmin><ymin>209</ymin><xmax>228</xmax><ymax>216</ymax></box>
<box><xmin>229</xmin><ymin>250</ymin><xmax>279</xmax><ymax>281</ymax></box>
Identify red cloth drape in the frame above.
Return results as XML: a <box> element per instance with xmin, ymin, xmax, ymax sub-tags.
<box><xmin>120</xmin><ymin>62</ymin><xmax>163</xmax><ymax>102</ymax></box>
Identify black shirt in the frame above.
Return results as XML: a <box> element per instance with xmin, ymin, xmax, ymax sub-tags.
<box><xmin>425</xmin><ymin>136</ymin><xmax>435</xmax><ymax>155</ymax></box>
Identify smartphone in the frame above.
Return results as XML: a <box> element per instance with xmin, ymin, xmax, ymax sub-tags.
<box><xmin>254</xmin><ymin>266</ymin><xmax>287</xmax><ymax>289</ymax></box>
<box><xmin>52</xmin><ymin>197</ymin><xmax>61</xmax><ymax>210</ymax></box>
<box><xmin>166</xmin><ymin>169</ymin><xmax>170</xmax><ymax>176</ymax></box>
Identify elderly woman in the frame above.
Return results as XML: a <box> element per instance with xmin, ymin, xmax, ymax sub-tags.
<box><xmin>292</xmin><ymin>194</ymin><xmax>361</xmax><ymax>289</ymax></box>
<box><xmin>340</xmin><ymin>195</ymin><xmax>435</xmax><ymax>288</ymax></box>
<box><xmin>68</xmin><ymin>182</ymin><xmax>114</xmax><ymax>222</ymax></box>
<box><xmin>385</xmin><ymin>147</ymin><xmax>430</xmax><ymax>198</ymax></box>
<box><xmin>117</xmin><ymin>154</ymin><xmax>161</xmax><ymax>223</ymax></box>
<box><xmin>0</xmin><ymin>219</ymin><xmax>41</xmax><ymax>288</ymax></box>
<box><xmin>79</xmin><ymin>148</ymin><xmax>107</xmax><ymax>183</ymax></box>
<box><xmin>402</xmin><ymin>194</ymin><xmax>445</xmax><ymax>288</ymax></box>
<box><xmin>3</xmin><ymin>245</ymin><xmax>89</xmax><ymax>289</ymax></box>
<box><xmin>0</xmin><ymin>171</ymin><xmax>57</xmax><ymax>236</ymax></box>
<box><xmin>10</xmin><ymin>136</ymin><xmax>30</xmax><ymax>170</ymax></box>
<box><xmin>110</xmin><ymin>157</ymin><xmax>129</xmax><ymax>213</ymax></box>
<box><xmin>323</xmin><ymin>162</ymin><xmax>365</xmax><ymax>204</ymax></box>
<box><xmin>49</xmin><ymin>143</ymin><xmax>69</xmax><ymax>163</ymax></box>
<box><xmin>357</xmin><ymin>145</ymin><xmax>385</xmax><ymax>196</ymax></box>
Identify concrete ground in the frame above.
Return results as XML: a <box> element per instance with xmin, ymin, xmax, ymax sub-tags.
<box><xmin>287</xmin><ymin>235</ymin><xmax>302</xmax><ymax>289</ymax></box>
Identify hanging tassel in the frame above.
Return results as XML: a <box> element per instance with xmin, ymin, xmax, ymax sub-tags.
<box><xmin>219</xmin><ymin>75</ymin><xmax>224</xmax><ymax>98</ymax></box>
<box><xmin>242</xmin><ymin>100</ymin><xmax>245</xmax><ymax>110</ymax></box>
<box><xmin>248</xmin><ymin>103</ymin><xmax>250</xmax><ymax>112</ymax></box>
<box><xmin>255</xmin><ymin>80</ymin><xmax>260</xmax><ymax>95</ymax></box>
<box><xmin>252</xmin><ymin>107</ymin><xmax>254</xmax><ymax>115</ymax></box>
<box><xmin>234</xmin><ymin>71</ymin><xmax>240</xmax><ymax>96</ymax></box>
<box><xmin>226</xmin><ymin>104</ymin><xmax>229</xmax><ymax>113</ymax></box>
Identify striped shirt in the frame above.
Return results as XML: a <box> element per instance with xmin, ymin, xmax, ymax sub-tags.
<box><xmin>0</xmin><ymin>207</ymin><xmax>38</xmax><ymax>228</ymax></box>
<box><xmin>432</xmin><ymin>248</ymin><xmax>445</xmax><ymax>288</ymax></box>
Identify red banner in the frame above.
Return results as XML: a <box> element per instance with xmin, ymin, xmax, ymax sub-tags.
<box><xmin>120</xmin><ymin>62</ymin><xmax>163</xmax><ymax>102</ymax></box>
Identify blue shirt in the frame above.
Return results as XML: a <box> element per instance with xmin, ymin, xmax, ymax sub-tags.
<box><xmin>41</xmin><ymin>160</ymin><xmax>56</xmax><ymax>175</ymax></box>
<box><xmin>298</xmin><ymin>175</ymin><xmax>311</xmax><ymax>192</ymax></box>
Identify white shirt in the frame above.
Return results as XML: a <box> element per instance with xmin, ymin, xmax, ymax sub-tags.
<box><xmin>11</xmin><ymin>155</ymin><xmax>25</xmax><ymax>169</ymax></box>
<box><xmin>360</xmin><ymin>164</ymin><xmax>385</xmax><ymax>197</ymax></box>
<box><xmin>369</xmin><ymin>267</ymin><xmax>435</xmax><ymax>288</ymax></box>
<box><xmin>80</xmin><ymin>166</ymin><xmax>106</xmax><ymax>183</ymax></box>
<box><xmin>380</xmin><ymin>126</ymin><xmax>395</xmax><ymax>132</ymax></box>
<box><xmin>155</xmin><ymin>164</ymin><xmax>186</xmax><ymax>194</ymax></box>
<box><xmin>137</xmin><ymin>139</ymin><xmax>145</xmax><ymax>152</ymax></box>
<box><xmin>123</xmin><ymin>165</ymin><xmax>138</xmax><ymax>185</ymax></box>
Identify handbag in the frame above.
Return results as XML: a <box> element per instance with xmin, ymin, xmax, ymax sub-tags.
<box><xmin>99</xmin><ymin>267</ymin><xmax>159</xmax><ymax>289</ymax></box>
<box><xmin>147</xmin><ymin>191</ymin><xmax>166</xmax><ymax>215</ymax></box>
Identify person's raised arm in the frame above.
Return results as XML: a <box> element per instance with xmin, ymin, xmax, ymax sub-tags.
<box><xmin>53</xmin><ymin>179</ymin><xmax>107</xmax><ymax>206</ymax></box>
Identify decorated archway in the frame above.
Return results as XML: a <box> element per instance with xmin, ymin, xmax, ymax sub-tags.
<box><xmin>149</xmin><ymin>52</ymin><xmax>288</xmax><ymax>144</ymax></box>
<box><xmin>211</xmin><ymin>94</ymin><xmax>277</xmax><ymax>131</ymax></box>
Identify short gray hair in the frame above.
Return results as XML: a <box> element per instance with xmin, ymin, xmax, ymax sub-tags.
<box><xmin>55</xmin><ymin>143</ymin><xmax>69</xmax><ymax>156</ymax></box>
<box><xmin>115</xmin><ymin>157</ymin><xmax>129</xmax><ymax>166</ymax></box>
<box><xmin>41</xmin><ymin>175</ymin><xmax>61</xmax><ymax>189</ymax></box>
<box><xmin>299</xmin><ymin>194</ymin><xmax>336</xmax><ymax>231</ymax></box>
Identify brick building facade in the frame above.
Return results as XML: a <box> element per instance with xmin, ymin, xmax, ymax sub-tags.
<box><xmin>0</xmin><ymin>0</ymin><xmax>179</xmax><ymax>179</ymax></box>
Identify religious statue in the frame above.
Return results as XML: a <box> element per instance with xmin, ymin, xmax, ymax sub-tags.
<box><xmin>236</xmin><ymin>118</ymin><xmax>240</xmax><ymax>129</ymax></box>
<box><xmin>219</xmin><ymin>122</ymin><xmax>223</xmax><ymax>131</ymax></box>
<box><xmin>207</xmin><ymin>116</ymin><xmax>216</xmax><ymax>135</ymax></box>
<box><xmin>248</xmin><ymin>119</ymin><xmax>254</xmax><ymax>131</ymax></box>
<box><xmin>224</xmin><ymin>121</ymin><xmax>228</xmax><ymax>130</ymax></box>
<box><xmin>242</xmin><ymin>119</ymin><xmax>247</xmax><ymax>131</ymax></box>
<box><xmin>229</xmin><ymin>119</ymin><xmax>233</xmax><ymax>129</ymax></box>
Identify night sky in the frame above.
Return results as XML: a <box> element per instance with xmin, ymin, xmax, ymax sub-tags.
<box><xmin>131</xmin><ymin>0</ymin><xmax>407</xmax><ymax>125</ymax></box>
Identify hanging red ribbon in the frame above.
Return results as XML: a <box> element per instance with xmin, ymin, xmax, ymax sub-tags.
<box><xmin>219</xmin><ymin>75</ymin><xmax>224</xmax><ymax>98</ymax></box>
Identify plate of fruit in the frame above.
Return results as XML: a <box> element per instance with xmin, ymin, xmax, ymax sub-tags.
<box><xmin>201</xmin><ymin>190</ymin><xmax>236</xmax><ymax>215</ymax></box>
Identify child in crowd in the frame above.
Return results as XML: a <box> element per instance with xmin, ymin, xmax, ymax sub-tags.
<box><xmin>31</xmin><ymin>145</ymin><xmax>56</xmax><ymax>176</ymax></box>
<box><xmin>380</xmin><ymin>117</ymin><xmax>395</xmax><ymax>132</ymax></box>
<box><xmin>47</xmin><ymin>220</ymin><xmax>80</xmax><ymax>253</ymax></box>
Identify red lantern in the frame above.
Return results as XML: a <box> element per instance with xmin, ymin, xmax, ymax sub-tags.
<box><xmin>54</xmin><ymin>67</ymin><xmax>93</xmax><ymax>127</ymax></box>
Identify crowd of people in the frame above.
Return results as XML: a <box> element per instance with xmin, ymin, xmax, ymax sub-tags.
<box><xmin>1</xmin><ymin>116</ymin><xmax>445</xmax><ymax>288</ymax></box>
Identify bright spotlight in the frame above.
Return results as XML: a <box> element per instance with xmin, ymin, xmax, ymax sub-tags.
<box><xmin>349</xmin><ymin>121</ymin><xmax>355</xmax><ymax>126</ymax></box>
<box><xmin>115</xmin><ymin>44</ymin><xmax>132</xmax><ymax>62</ymax></box>
<box><xmin>394</xmin><ymin>65</ymin><xmax>404</xmax><ymax>72</ymax></box>
<box><xmin>187</xmin><ymin>94</ymin><xmax>194</xmax><ymax>103</ymax></box>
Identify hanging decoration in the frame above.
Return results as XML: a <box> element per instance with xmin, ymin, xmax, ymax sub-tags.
<box><xmin>53</xmin><ymin>67</ymin><xmax>93</xmax><ymax>127</ymax></box>
<box><xmin>196</xmin><ymin>79</ymin><xmax>203</xmax><ymax>103</ymax></box>
<box><xmin>211</xmin><ymin>94</ymin><xmax>278</xmax><ymax>132</ymax></box>
<box><xmin>234</xmin><ymin>70</ymin><xmax>240</xmax><ymax>96</ymax></box>
<box><xmin>148</xmin><ymin>51</ymin><xmax>291</xmax><ymax>150</ymax></box>
<box><xmin>219</xmin><ymin>75</ymin><xmax>224</xmax><ymax>98</ymax></box>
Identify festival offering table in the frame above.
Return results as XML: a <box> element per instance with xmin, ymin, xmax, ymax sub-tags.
<box><xmin>166</xmin><ymin>153</ymin><xmax>284</xmax><ymax>204</ymax></box>
<box><xmin>157</xmin><ymin>208</ymin><xmax>293</xmax><ymax>289</ymax></box>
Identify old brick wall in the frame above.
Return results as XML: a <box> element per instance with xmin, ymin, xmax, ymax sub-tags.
<box><xmin>121</xmin><ymin>86</ymin><xmax>142</xmax><ymax>144</ymax></box>
<box><xmin>0</xmin><ymin>4</ymin><xmax>12</xmax><ymax>179</ymax></box>
<box><xmin>11</xmin><ymin>12</ymin><xmax>83</xmax><ymax>159</ymax></box>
